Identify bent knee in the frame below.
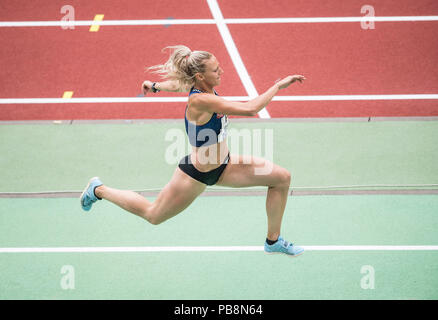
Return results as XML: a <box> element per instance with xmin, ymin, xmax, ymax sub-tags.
<box><xmin>147</xmin><ymin>217</ymin><xmax>163</xmax><ymax>225</ymax></box>
<box><xmin>275</xmin><ymin>168</ymin><xmax>291</xmax><ymax>188</ymax></box>
<box><xmin>145</xmin><ymin>213</ymin><xmax>167</xmax><ymax>226</ymax></box>
<box><xmin>145</xmin><ymin>212</ymin><xmax>166</xmax><ymax>225</ymax></box>
<box><xmin>141</xmin><ymin>205</ymin><xmax>164</xmax><ymax>225</ymax></box>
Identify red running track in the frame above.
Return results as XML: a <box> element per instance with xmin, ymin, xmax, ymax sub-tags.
<box><xmin>230</xmin><ymin>22</ymin><xmax>438</xmax><ymax>95</ymax></box>
<box><xmin>0</xmin><ymin>0</ymin><xmax>437</xmax><ymax>120</ymax></box>
<box><xmin>2</xmin><ymin>0</ymin><xmax>437</xmax><ymax>20</ymax></box>
<box><xmin>218</xmin><ymin>0</ymin><xmax>438</xmax><ymax>18</ymax></box>
<box><xmin>0</xmin><ymin>0</ymin><xmax>212</xmax><ymax>21</ymax></box>
<box><xmin>0</xmin><ymin>25</ymin><xmax>246</xmax><ymax>99</ymax></box>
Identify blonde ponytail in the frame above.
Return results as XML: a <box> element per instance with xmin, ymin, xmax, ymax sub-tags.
<box><xmin>147</xmin><ymin>45</ymin><xmax>212</xmax><ymax>88</ymax></box>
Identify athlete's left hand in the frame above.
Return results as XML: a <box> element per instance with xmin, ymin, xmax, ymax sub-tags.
<box><xmin>276</xmin><ymin>75</ymin><xmax>306</xmax><ymax>90</ymax></box>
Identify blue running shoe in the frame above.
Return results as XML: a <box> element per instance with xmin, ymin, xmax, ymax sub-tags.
<box><xmin>264</xmin><ymin>236</ymin><xmax>304</xmax><ymax>257</ymax></box>
<box><xmin>80</xmin><ymin>177</ymin><xmax>103</xmax><ymax>211</ymax></box>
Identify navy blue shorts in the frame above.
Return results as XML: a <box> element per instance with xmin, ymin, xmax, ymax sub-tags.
<box><xmin>178</xmin><ymin>153</ymin><xmax>230</xmax><ymax>186</ymax></box>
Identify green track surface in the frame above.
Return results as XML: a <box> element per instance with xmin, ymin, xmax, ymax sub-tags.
<box><xmin>0</xmin><ymin>195</ymin><xmax>437</xmax><ymax>299</ymax></box>
<box><xmin>1</xmin><ymin>120</ymin><xmax>437</xmax><ymax>299</ymax></box>
<box><xmin>1</xmin><ymin>121</ymin><xmax>437</xmax><ymax>192</ymax></box>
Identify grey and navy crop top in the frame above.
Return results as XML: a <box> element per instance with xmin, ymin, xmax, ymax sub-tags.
<box><xmin>185</xmin><ymin>87</ymin><xmax>229</xmax><ymax>147</ymax></box>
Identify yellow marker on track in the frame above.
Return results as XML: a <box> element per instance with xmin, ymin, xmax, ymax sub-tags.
<box><xmin>62</xmin><ymin>91</ymin><xmax>74</xmax><ymax>99</ymax></box>
<box><xmin>90</xmin><ymin>14</ymin><xmax>104</xmax><ymax>32</ymax></box>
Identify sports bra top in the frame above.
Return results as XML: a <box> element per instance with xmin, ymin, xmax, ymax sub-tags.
<box><xmin>185</xmin><ymin>87</ymin><xmax>229</xmax><ymax>147</ymax></box>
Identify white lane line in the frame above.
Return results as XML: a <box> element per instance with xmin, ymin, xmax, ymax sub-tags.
<box><xmin>1</xmin><ymin>16</ymin><xmax>438</xmax><ymax>27</ymax></box>
<box><xmin>206</xmin><ymin>0</ymin><xmax>270</xmax><ymax>119</ymax></box>
<box><xmin>225</xmin><ymin>16</ymin><xmax>438</xmax><ymax>24</ymax></box>
<box><xmin>0</xmin><ymin>246</ymin><xmax>437</xmax><ymax>253</ymax></box>
<box><xmin>1</xmin><ymin>94</ymin><xmax>437</xmax><ymax>104</ymax></box>
<box><xmin>0</xmin><ymin>19</ymin><xmax>216</xmax><ymax>27</ymax></box>
<box><xmin>272</xmin><ymin>94</ymin><xmax>438</xmax><ymax>101</ymax></box>
<box><xmin>0</xmin><ymin>97</ymin><xmax>247</xmax><ymax>104</ymax></box>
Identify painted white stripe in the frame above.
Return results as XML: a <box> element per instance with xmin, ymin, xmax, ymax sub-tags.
<box><xmin>225</xmin><ymin>16</ymin><xmax>438</xmax><ymax>24</ymax></box>
<box><xmin>1</xmin><ymin>94</ymin><xmax>437</xmax><ymax>104</ymax></box>
<box><xmin>272</xmin><ymin>94</ymin><xmax>438</xmax><ymax>101</ymax></box>
<box><xmin>0</xmin><ymin>246</ymin><xmax>437</xmax><ymax>253</ymax></box>
<box><xmin>304</xmin><ymin>246</ymin><xmax>438</xmax><ymax>251</ymax></box>
<box><xmin>0</xmin><ymin>19</ymin><xmax>216</xmax><ymax>27</ymax></box>
<box><xmin>0</xmin><ymin>96</ymin><xmax>247</xmax><ymax>104</ymax></box>
<box><xmin>1</xmin><ymin>16</ymin><xmax>437</xmax><ymax>27</ymax></box>
<box><xmin>206</xmin><ymin>0</ymin><xmax>270</xmax><ymax>119</ymax></box>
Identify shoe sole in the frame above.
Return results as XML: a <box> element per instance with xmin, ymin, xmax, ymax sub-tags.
<box><xmin>80</xmin><ymin>176</ymin><xmax>100</xmax><ymax>211</ymax></box>
<box><xmin>264</xmin><ymin>250</ymin><xmax>304</xmax><ymax>257</ymax></box>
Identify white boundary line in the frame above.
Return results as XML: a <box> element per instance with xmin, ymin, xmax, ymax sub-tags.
<box><xmin>0</xmin><ymin>246</ymin><xmax>437</xmax><ymax>253</ymax></box>
<box><xmin>0</xmin><ymin>97</ymin><xmax>247</xmax><ymax>104</ymax></box>
<box><xmin>272</xmin><ymin>94</ymin><xmax>438</xmax><ymax>101</ymax></box>
<box><xmin>225</xmin><ymin>16</ymin><xmax>438</xmax><ymax>24</ymax></box>
<box><xmin>1</xmin><ymin>94</ymin><xmax>438</xmax><ymax>104</ymax></box>
<box><xmin>0</xmin><ymin>19</ymin><xmax>216</xmax><ymax>27</ymax></box>
<box><xmin>1</xmin><ymin>16</ymin><xmax>438</xmax><ymax>27</ymax></box>
<box><xmin>206</xmin><ymin>0</ymin><xmax>270</xmax><ymax>119</ymax></box>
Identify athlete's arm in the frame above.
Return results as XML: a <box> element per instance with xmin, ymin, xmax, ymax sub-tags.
<box><xmin>191</xmin><ymin>75</ymin><xmax>305</xmax><ymax>116</ymax></box>
<box><xmin>142</xmin><ymin>80</ymin><xmax>191</xmax><ymax>94</ymax></box>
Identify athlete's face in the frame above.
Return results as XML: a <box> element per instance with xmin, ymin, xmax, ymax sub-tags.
<box><xmin>200</xmin><ymin>56</ymin><xmax>223</xmax><ymax>86</ymax></box>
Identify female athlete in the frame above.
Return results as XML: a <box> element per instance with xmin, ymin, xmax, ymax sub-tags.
<box><xmin>80</xmin><ymin>45</ymin><xmax>306</xmax><ymax>256</ymax></box>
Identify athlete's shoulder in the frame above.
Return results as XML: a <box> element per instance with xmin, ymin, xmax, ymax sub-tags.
<box><xmin>190</xmin><ymin>92</ymin><xmax>223</xmax><ymax>113</ymax></box>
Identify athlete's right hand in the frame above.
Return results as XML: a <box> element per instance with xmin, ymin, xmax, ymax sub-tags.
<box><xmin>276</xmin><ymin>75</ymin><xmax>306</xmax><ymax>90</ymax></box>
<box><xmin>142</xmin><ymin>80</ymin><xmax>153</xmax><ymax>95</ymax></box>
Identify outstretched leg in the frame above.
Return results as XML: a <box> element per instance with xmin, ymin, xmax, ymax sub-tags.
<box><xmin>94</xmin><ymin>167</ymin><xmax>206</xmax><ymax>225</ymax></box>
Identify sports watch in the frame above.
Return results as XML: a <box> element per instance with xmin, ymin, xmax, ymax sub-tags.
<box><xmin>151</xmin><ymin>82</ymin><xmax>160</xmax><ymax>93</ymax></box>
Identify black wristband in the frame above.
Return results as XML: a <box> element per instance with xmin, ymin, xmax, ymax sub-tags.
<box><xmin>151</xmin><ymin>82</ymin><xmax>160</xmax><ymax>93</ymax></box>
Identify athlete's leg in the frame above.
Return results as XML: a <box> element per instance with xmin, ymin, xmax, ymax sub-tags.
<box><xmin>95</xmin><ymin>167</ymin><xmax>206</xmax><ymax>225</ymax></box>
<box><xmin>216</xmin><ymin>154</ymin><xmax>291</xmax><ymax>241</ymax></box>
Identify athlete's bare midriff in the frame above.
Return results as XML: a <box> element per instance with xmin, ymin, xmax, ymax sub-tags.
<box><xmin>190</xmin><ymin>140</ymin><xmax>229</xmax><ymax>172</ymax></box>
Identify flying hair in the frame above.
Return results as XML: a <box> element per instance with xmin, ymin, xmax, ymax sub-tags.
<box><xmin>146</xmin><ymin>45</ymin><xmax>212</xmax><ymax>89</ymax></box>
